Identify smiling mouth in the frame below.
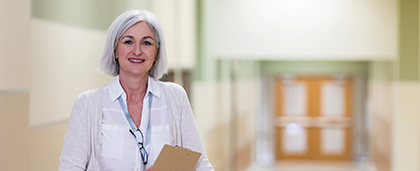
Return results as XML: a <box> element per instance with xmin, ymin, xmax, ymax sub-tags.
<box><xmin>128</xmin><ymin>58</ymin><xmax>145</xmax><ymax>63</ymax></box>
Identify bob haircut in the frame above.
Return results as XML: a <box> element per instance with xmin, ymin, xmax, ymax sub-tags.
<box><xmin>98</xmin><ymin>10</ymin><xmax>167</xmax><ymax>80</ymax></box>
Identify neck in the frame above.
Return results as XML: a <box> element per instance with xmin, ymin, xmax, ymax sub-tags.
<box><xmin>119</xmin><ymin>72</ymin><xmax>149</xmax><ymax>102</ymax></box>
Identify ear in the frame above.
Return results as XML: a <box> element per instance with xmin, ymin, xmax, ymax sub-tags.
<box><xmin>114</xmin><ymin>49</ymin><xmax>118</xmax><ymax>59</ymax></box>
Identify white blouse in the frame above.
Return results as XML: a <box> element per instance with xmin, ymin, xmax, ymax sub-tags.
<box><xmin>101</xmin><ymin>76</ymin><xmax>170</xmax><ymax>171</ymax></box>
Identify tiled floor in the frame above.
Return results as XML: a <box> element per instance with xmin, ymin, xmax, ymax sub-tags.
<box><xmin>245</xmin><ymin>160</ymin><xmax>377</xmax><ymax>171</ymax></box>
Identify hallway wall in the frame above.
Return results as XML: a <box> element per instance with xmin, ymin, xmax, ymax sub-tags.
<box><xmin>201</xmin><ymin>0</ymin><xmax>398</xmax><ymax>61</ymax></box>
<box><xmin>0</xmin><ymin>93</ymin><xmax>30</xmax><ymax>170</ymax></box>
<box><xmin>368</xmin><ymin>62</ymin><xmax>420</xmax><ymax>171</ymax></box>
<box><xmin>0</xmin><ymin>0</ymin><xmax>31</xmax><ymax>170</ymax></box>
<box><xmin>30</xmin><ymin>19</ymin><xmax>112</xmax><ymax>126</ymax></box>
<box><xmin>196</xmin><ymin>0</ymin><xmax>399</xmax><ymax>170</ymax></box>
<box><xmin>392</xmin><ymin>0</ymin><xmax>420</xmax><ymax>170</ymax></box>
<box><xmin>369</xmin><ymin>0</ymin><xmax>420</xmax><ymax>171</ymax></box>
<box><xmin>192</xmin><ymin>60</ymin><xmax>260</xmax><ymax>171</ymax></box>
<box><xmin>0</xmin><ymin>0</ymin><xmax>30</xmax><ymax>91</ymax></box>
<box><xmin>369</xmin><ymin>61</ymin><xmax>396</xmax><ymax>171</ymax></box>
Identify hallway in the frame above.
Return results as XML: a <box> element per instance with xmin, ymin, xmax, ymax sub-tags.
<box><xmin>245</xmin><ymin>161</ymin><xmax>376</xmax><ymax>171</ymax></box>
<box><xmin>1</xmin><ymin>0</ymin><xmax>420</xmax><ymax>171</ymax></box>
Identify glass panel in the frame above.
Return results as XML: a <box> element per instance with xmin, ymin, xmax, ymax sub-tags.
<box><xmin>282</xmin><ymin>82</ymin><xmax>307</xmax><ymax>116</ymax></box>
<box><xmin>321</xmin><ymin>82</ymin><xmax>344</xmax><ymax>116</ymax></box>
<box><xmin>282</xmin><ymin>123</ymin><xmax>307</xmax><ymax>154</ymax></box>
<box><xmin>321</xmin><ymin>128</ymin><xmax>345</xmax><ymax>155</ymax></box>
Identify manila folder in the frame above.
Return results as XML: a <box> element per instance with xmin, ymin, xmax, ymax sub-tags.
<box><xmin>151</xmin><ymin>144</ymin><xmax>202</xmax><ymax>171</ymax></box>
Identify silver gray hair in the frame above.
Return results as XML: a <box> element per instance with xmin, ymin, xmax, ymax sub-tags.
<box><xmin>97</xmin><ymin>10</ymin><xmax>167</xmax><ymax>80</ymax></box>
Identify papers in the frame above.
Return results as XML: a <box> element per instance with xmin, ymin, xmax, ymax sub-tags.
<box><xmin>151</xmin><ymin>144</ymin><xmax>202</xmax><ymax>171</ymax></box>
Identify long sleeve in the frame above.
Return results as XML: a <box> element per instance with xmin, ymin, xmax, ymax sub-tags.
<box><xmin>178</xmin><ymin>86</ymin><xmax>214</xmax><ymax>171</ymax></box>
<box><xmin>59</xmin><ymin>97</ymin><xmax>90</xmax><ymax>171</ymax></box>
<box><xmin>160</xmin><ymin>82</ymin><xmax>214</xmax><ymax>171</ymax></box>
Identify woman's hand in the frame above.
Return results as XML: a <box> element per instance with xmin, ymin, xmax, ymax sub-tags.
<box><xmin>146</xmin><ymin>165</ymin><xmax>153</xmax><ymax>171</ymax></box>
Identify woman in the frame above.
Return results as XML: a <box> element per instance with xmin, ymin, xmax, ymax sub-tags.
<box><xmin>59</xmin><ymin>10</ymin><xmax>214</xmax><ymax>171</ymax></box>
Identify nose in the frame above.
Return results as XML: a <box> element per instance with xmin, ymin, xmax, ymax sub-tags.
<box><xmin>133</xmin><ymin>44</ymin><xmax>142</xmax><ymax>56</ymax></box>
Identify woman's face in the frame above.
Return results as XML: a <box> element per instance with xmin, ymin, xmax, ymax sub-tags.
<box><xmin>116</xmin><ymin>22</ymin><xmax>157</xmax><ymax>77</ymax></box>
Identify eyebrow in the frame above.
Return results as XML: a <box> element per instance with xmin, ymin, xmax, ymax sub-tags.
<box><xmin>121</xmin><ymin>35</ymin><xmax>154</xmax><ymax>40</ymax></box>
<box><xmin>121</xmin><ymin>35</ymin><xmax>134</xmax><ymax>40</ymax></box>
<box><xmin>141</xmin><ymin>36</ymin><xmax>154</xmax><ymax>41</ymax></box>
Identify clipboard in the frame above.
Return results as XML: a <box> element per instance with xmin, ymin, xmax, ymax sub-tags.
<box><xmin>151</xmin><ymin>144</ymin><xmax>202</xmax><ymax>171</ymax></box>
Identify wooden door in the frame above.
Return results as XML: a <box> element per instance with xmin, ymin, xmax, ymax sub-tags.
<box><xmin>275</xmin><ymin>76</ymin><xmax>352</xmax><ymax>160</ymax></box>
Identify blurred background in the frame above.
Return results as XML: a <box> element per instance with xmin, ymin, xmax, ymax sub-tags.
<box><xmin>0</xmin><ymin>0</ymin><xmax>419</xmax><ymax>170</ymax></box>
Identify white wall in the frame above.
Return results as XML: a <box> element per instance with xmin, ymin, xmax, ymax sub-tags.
<box><xmin>0</xmin><ymin>0</ymin><xmax>31</xmax><ymax>90</ymax></box>
<box><xmin>207</xmin><ymin>0</ymin><xmax>398</xmax><ymax>60</ymax></box>
<box><xmin>0</xmin><ymin>0</ymin><xmax>31</xmax><ymax>170</ymax></box>
<box><xmin>30</xmin><ymin>19</ymin><xmax>113</xmax><ymax>126</ymax></box>
<box><xmin>393</xmin><ymin>82</ymin><xmax>420</xmax><ymax>171</ymax></box>
<box><xmin>151</xmin><ymin>0</ymin><xmax>196</xmax><ymax>69</ymax></box>
<box><xmin>192</xmin><ymin>61</ymin><xmax>259</xmax><ymax>170</ymax></box>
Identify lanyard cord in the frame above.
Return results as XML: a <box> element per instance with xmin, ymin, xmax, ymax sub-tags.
<box><xmin>117</xmin><ymin>92</ymin><xmax>153</xmax><ymax>167</ymax></box>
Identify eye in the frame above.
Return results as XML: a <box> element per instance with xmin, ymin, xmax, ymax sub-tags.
<box><xmin>123</xmin><ymin>40</ymin><xmax>133</xmax><ymax>44</ymax></box>
<box><xmin>142</xmin><ymin>41</ymin><xmax>152</xmax><ymax>46</ymax></box>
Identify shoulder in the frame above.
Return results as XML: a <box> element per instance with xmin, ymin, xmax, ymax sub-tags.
<box><xmin>74</xmin><ymin>85</ymin><xmax>105</xmax><ymax>105</ymax></box>
<box><xmin>157</xmin><ymin>81</ymin><xmax>190</xmax><ymax>106</ymax></box>
<box><xmin>158</xmin><ymin>81</ymin><xmax>187</xmax><ymax>96</ymax></box>
<box><xmin>70</xmin><ymin>86</ymin><xmax>105</xmax><ymax>123</ymax></box>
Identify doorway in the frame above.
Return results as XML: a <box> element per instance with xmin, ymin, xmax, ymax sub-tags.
<box><xmin>274</xmin><ymin>75</ymin><xmax>353</xmax><ymax>160</ymax></box>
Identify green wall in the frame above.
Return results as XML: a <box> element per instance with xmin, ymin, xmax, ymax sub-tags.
<box><xmin>399</xmin><ymin>0</ymin><xmax>419</xmax><ymax>81</ymax></box>
<box><xmin>32</xmin><ymin>0</ymin><xmax>150</xmax><ymax>30</ymax></box>
<box><xmin>369</xmin><ymin>61</ymin><xmax>396</xmax><ymax>82</ymax></box>
<box><xmin>215</xmin><ymin>60</ymin><xmax>261</xmax><ymax>81</ymax></box>
<box><xmin>261</xmin><ymin>61</ymin><xmax>369</xmax><ymax>75</ymax></box>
